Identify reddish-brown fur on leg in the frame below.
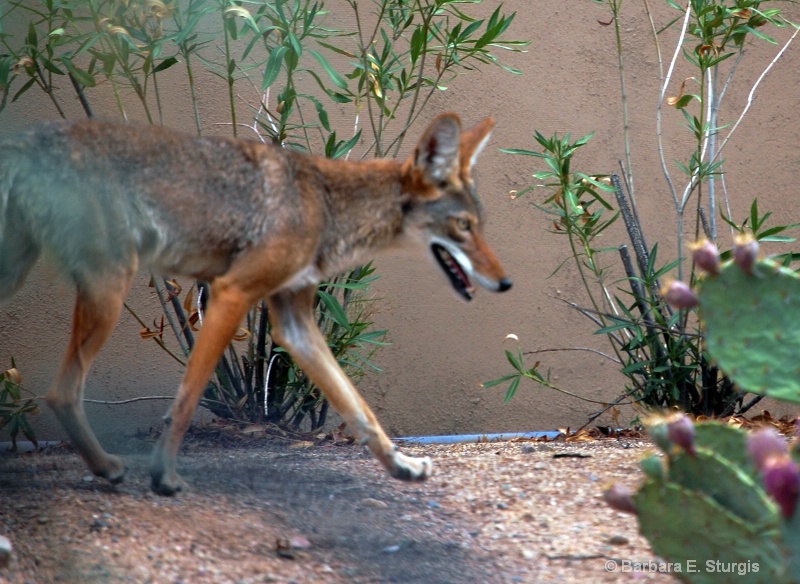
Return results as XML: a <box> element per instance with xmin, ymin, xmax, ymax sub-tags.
<box><xmin>267</xmin><ymin>286</ymin><xmax>432</xmax><ymax>481</ymax></box>
<box><xmin>45</xmin><ymin>265</ymin><xmax>136</xmax><ymax>483</ymax></box>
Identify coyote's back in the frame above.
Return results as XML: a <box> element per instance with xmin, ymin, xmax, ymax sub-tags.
<box><xmin>0</xmin><ymin>114</ymin><xmax>511</xmax><ymax>495</ymax></box>
<box><xmin>0</xmin><ymin>121</ymin><xmax>318</xmax><ymax>292</ymax></box>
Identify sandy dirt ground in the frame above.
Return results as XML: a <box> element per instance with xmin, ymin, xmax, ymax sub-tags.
<box><xmin>0</xmin><ymin>431</ymin><xmax>678</xmax><ymax>584</ymax></box>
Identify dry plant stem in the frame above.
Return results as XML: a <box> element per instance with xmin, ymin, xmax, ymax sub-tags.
<box><xmin>618</xmin><ymin>244</ymin><xmax>674</xmax><ymax>387</ymax></box>
<box><xmin>576</xmin><ymin>386</ymin><xmax>642</xmax><ymax>432</ymax></box>
<box><xmin>713</xmin><ymin>50</ymin><xmax>745</xmax><ymax>240</ymax></box>
<box><xmin>657</xmin><ymin>2</ymin><xmax>692</xmax><ymax>280</ymax></box>
<box><xmin>658</xmin><ymin>2</ymin><xmax>691</xmax><ymax>211</ymax></box>
<box><xmin>82</xmin><ymin>396</ymin><xmax>176</xmax><ymax>405</ymax></box>
<box><xmin>163</xmin><ymin>280</ymin><xmax>195</xmax><ymax>350</ymax></box>
<box><xmin>523</xmin><ymin>346</ymin><xmax>620</xmax><ymax>364</ymax></box>
<box><xmin>612</xmin><ymin>175</ymin><xmax>650</xmax><ymax>281</ymax></box>
<box><xmin>151</xmin><ymin>277</ymin><xmax>191</xmax><ymax>358</ymax></box>
<box><xmin>706</xmin><ymin>64</ymin><xmax>719</xmax><ymax>240</ymax></box>
<box><xmin>609</xmin><ymin>0</ymin><xmax>637</xmax><ymax>213</ymax></box>
<box><xmin>122</xmin><ymin>303</ymin><xmax>187</xmax><ymax>367</ymax></box>
<box><xmin>711</xmin><ymin>23</ymin><xmax>800</xmax><ymax>173</ymax></box>
<box><xmin>69</xmin><ymin>73</ymin><xmax>94</xmax><ymax>119</ymax></box>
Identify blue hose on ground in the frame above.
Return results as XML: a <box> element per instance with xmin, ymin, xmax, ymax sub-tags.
<box><xmin>394</xmin><ymin>431</ymin><xmax>561</xmax><ymax>445</ymax></box>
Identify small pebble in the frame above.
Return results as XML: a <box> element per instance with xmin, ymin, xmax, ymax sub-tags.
<box><xmin>361</xmin><ymin>498</ymin><xmax>388</xmax><ymax>509</ymax></box>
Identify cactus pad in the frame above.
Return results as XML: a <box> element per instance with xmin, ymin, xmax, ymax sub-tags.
<box><xmin>635</xmin><ymin>481</ymin><xmax>785</xmax><ymax>584</ymax></box>
<box><xmin>628</xmin><ymin>418</ymin><xmax>799</xmax><ymax>583</ymax></box>
<box><xmin>697</xmin><ymin>258</ymin><xmax>800</xmax><ymax>404</ymax></box>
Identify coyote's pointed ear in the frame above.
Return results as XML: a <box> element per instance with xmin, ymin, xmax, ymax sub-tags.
<box><xmin>414</xmin><ymin>113</ymin><xmax>462</xmax><ymax>184</ymax></box>
<box><xmin>460</xmin><ymin>117</ymin><xmax>495</xmax><ymax>174</ymax></box>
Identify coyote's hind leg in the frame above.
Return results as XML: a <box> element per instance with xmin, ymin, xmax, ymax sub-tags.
<box><xmin>267</xmin><ymin>286</ymin><xmax>433</xmax><ymax>481</ymax></box>
<box><xmin>45</xmin><ymin>265</ymin><xmax>136</xmax><ymax>483</ymax></box>
<box><xmin>149</xmin><ymin>279</ymin><xmax>257</xmax><ymax>495</ymax></box>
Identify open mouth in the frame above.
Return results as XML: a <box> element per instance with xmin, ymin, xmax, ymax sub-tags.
<box><xmin>431</xmin><ymin>243</ymin><xmax>475</xmax><ymax>301</ymax></box>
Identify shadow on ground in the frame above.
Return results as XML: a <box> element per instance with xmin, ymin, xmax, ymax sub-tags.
<box><xmin>0</xmin><ymin>437</ymin><xmax>506</xmax><ymax>584</ymax></box>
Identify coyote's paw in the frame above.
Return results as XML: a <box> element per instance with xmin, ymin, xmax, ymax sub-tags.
<box><xmin>149</xmin><ymin>467</ymin><xmax>187</xmax><ymax>497</ymax></box>
<box><xmin>149</xmin><ymin>452</ymin><xmax>187</xmax><ymax>496</ymax></box>
<box><xmin>95</xmin><ymin>454</ymin><xmax>126</xmax><ymax>485</ymax></box>
<box><xmin>389</xmin><ymin>451</ymin><xmax>433</xmax><ymax>481</ymax></box>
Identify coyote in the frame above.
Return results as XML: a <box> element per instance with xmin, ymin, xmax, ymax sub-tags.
<box><xmin>0</xmin><ymin>113</ymin><xmax>511</xmax><ymax>495</ymax></box>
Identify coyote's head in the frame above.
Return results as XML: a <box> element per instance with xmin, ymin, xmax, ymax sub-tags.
<box><xmin>402</xmin><ymin>114</ymin><xmax>512</xmax><ymax>301</ymax></box>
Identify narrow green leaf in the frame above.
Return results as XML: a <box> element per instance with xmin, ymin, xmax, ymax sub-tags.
<box><xmin>309</xmin><ymin>49</ymin><xmax>347</xmax><ymax>90</ymax></box>
<box><xmin>287</xmin><ymin>31</ymin><xmax>303</xmax><ymax>57</ymax></box>
<box><xmin>481</xmin><ymin>373</ymin><xmax>518</xmax><ymax>389</ymax></box>
<box><xmin>153</xmin><ymin>56</ymin><xmax>179</xmax><ymax>73</ymax></box>
<box><xmin>60</xmin><ymin>58</ymin><xmax>96</xmax><ymax>87</ymax></box>
<box><xmin>317</xmin><ymin>290</ymin><xmax>351</xmax><ymax>329</ymax></box>
<box><xmin>11</xmin><ymin>77</ymin><xmax>36</xmax><ymax>103</ymax></box>
<box><xmin>262</xmin><ymin>46</ymin><xmax>287</xmax><ymax>89</ymax></box>
<box><xmin>410</xmin><ymin>26</ymin><xmax>425</xmax><ymax>64</ymax></box>
<box><xmin>504</xmin><ymin>376</ymin><xmax>521</xmax><ymax>402</ymax></box>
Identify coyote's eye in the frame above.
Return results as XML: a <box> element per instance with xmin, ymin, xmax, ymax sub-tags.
<box><xmin>456</xmin><ymin>217</ymin><xmax>471</xmax><ymax>232</ymax></box>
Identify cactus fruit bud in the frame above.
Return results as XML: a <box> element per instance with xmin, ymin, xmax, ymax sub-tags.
<box><xmin>647</xmin><ymin>414</ymin><xmax>696</xmax><ymax>457</ymax></box>
<box><xmin>666</xmin><ymin>414</ymin><xmax>697</xmax><ymax>456</ymax></box>
<box><xmin>761</xmin><ymin>456</ymin><xmax>800</xmax><ymax>518</ymax></box>
<box><xmin>747</xmin><ymin>427</ymin><xmax>789</xmax><ymax>471</ymax></box>
<box><xmin>733</xmin><ymin>234</ymin><xmax>759</xmax><ymax>274</ymax></box>
<box><xmin>603</xmin><ymin>484</ymin><xmax>638</xmax><ymax>515</ymax></box>
<box><xmin>691</xmin><ymin>239</ymin><xmax>721</xmax><ymax>275</ymax></box>
<box><xmin>662</xmin><ymin>280</ymin><xmax>699</xmax><ymax>309</ymax></box>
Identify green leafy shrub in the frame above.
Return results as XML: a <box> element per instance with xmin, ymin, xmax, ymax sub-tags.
<box><xmin>486</xmin><ymin>0</ymin><xmax>798</xmax><ymax>421</ymax></box>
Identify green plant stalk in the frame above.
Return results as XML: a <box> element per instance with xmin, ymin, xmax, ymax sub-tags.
<box><xmin>183</xmin><ymin>46</ymin><xmax>203</xmax><ymax>136</ymax></box>
<box><xmin>221</xmin><ymin>1</ymin><xmax>237</xmax><ymax>137</ymax></box>
<box><xmin>389</xmin><ymin>0</ymin><xmax>435</xmax><ymax>158</ymax></box>
<box><xmin>350</xmin><ymin>0</ymin><xmax>388</xmax><ymax>156</ymax></box>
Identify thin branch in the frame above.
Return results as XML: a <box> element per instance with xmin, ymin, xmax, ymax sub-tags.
<box><xmin>83</xmin><ymin>396</ymin><xmax>176</xmax><ymax>405</ymax></box>
<box><xmin>657</xmin><ymin>1</ymin><xmax>692</xmax><ymax>211</ymax></box>
<box><xmin>122</xmin><ymin>302</ymin><xmax>187</xmax><ymax>367</ymax></box>
<box><xmin>712</xmin><ymin>23</ymin><xmax>800</xmax><ymax>165</ymax></box>
<box><xmin>522</xmin><ymin>346</ymin><xmax>621</xmax><ymax>364</ymax></box>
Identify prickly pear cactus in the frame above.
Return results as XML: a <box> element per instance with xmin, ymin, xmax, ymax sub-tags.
<box><xmin>614</xmin><ymin>241</ymin><xmax>800</xmax><ymax>583</ymax></box>
<box><xmin>605</xmin><ymin>416</ymin><xmax>800</xmax><ymax>584</ymax></box>
<box><xmin>697</xmin><ymin>252</ymin><xmax>800</xmax><ymax>404</ymax></box>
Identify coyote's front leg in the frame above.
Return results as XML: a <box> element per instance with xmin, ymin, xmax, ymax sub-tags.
<box><xmin>267</xmin><ymin>286</ymin><xmax>432</xmax><ymax>481</ymax></box>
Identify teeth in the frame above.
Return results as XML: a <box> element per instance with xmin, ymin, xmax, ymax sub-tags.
<box><xmin>431</xmin><ymin>243</ymin><xmax>473</xmax><ymax>299</ymax></box>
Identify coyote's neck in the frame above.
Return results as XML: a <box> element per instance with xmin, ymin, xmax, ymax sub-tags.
<box><xmin>309</xmin><ymin>156</ymin><xmax>409</xmax><ymax>276</ymax></box>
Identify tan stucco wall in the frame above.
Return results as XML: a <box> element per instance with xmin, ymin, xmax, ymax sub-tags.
<box><xmin>2</xmin><ymin>1</ymin><xmax>800</xmax><ymax>444</ymax></box>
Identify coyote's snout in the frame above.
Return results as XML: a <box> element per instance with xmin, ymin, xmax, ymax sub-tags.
<box><xmin>0</xmin><ymin>113</ymin><xmax>510</xmax><ymax>494</ymax></box>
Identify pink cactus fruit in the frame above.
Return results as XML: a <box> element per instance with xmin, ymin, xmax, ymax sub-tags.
<box><xmin>662</xmin><ymin>280</ymin><xmax>699</xmax><ymax>309</ymax></box>
<box><xmin>761</xmin><ymin>456</ymin><xmax>800</xmax><ymax>519</ymax></box>
<box><xmin>666</xmin><ymin>414</ymin><xmax>697</xmax><ymax>457</ymax></box>
<box><xmin>733</xmin><ymin>234</ymin><xmax>759</xmax><ymax>274</ymax></box>
<box><xmin>690</xmin><ymin>239</ymin><xmax>721</xmax><ymax>276</ymax></box>
<box><xmin>603</xmin><ymin>484</ymin><xmax>638</xmax><ymax>515</ymax></box>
